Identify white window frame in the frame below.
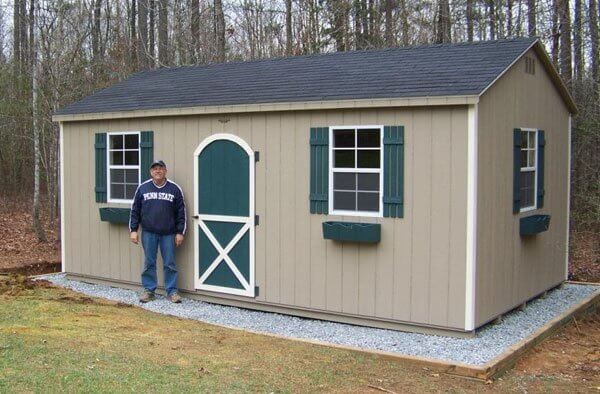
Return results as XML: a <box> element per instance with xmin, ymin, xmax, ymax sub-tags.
<box><xmin>107</xmin><ymin>131</ymin><xmax>141</xmax><ymax>204</ymax></box>
<box><xmin>328</xmin><ymin>125</ymin><xmax>384</xmax><ymax>218</ymax></box>
<box><xmin>520</xmin><ymin>128</ymin><xmax>538</xmax><ymax>213</ymax></box>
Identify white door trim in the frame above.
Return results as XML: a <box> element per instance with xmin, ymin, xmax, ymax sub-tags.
<box><xmin>193</xmin><ymin>133</ymin><xmax>255</xmax><ymax>297</ymax></box>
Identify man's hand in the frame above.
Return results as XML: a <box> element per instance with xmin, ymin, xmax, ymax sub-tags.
<box><xmin>130</xmin><ymin>231</ymin><xmax>139</xmax><ymax>245</ymax></box>
<box><xmin>175</xmin><ymin>234</ymin><xmax>184</xmax><ymax>247</ymax></box>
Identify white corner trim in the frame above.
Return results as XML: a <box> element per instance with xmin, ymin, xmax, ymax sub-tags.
<box><xmin>465</xmin><ymin>104</ymin><xmax>478</xmax><ymax>331</ymax></box>
<box><xmin>565</xmin><ymin>116</ymin><xmax>572</xmax><ymax>280</ymax></box>
<box><xmin>59</xmin><ymin>122</ymin><xmax>66</xmax><ymax>273</ymax></box>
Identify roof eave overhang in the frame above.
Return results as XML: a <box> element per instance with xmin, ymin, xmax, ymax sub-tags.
<box><xmin>52</xmin><ymin>95</ymin><xmax>480</xmax><ymax>123</ymax></box>
<box><xmin>479</xmin><ymin>39</ymin><xmax>578</xmax><ymax>115</ymax></box>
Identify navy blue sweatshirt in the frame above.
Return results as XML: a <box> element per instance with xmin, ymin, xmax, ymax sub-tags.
<box><xmin>129</xmin><ymin>179</ymin><xmax>187</xmax><ymax>235</ymax></box>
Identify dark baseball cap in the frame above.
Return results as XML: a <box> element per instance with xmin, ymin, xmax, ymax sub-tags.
<box><xmin>150</xmin><ymin>160</ymin><xmax>166</xmax><ymax>169</ymax></box>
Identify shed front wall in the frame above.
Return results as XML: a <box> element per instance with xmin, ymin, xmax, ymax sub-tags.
<box><xmin>62</xmin><ymin>105</ymin><xmax>469</xmax><ymax>330</ymax></box>
<box><xmin>475</xmin><ymin>49</ymin><xmax>570</xmax><ymax>327</ymax></box>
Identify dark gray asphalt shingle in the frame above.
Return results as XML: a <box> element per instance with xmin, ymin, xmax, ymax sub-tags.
<box><xmin>55</xmin><ymin>38</ymin><xmax>537</xmax><ymax>116</ymax></box>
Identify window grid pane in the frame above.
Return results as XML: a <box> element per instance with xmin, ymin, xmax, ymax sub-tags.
<box><xmin>108</xmin><ymin>134</ymin><xmax>140</xmax><ymax>201</ymax></box>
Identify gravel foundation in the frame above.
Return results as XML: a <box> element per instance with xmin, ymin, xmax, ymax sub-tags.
<box><xmin>36</xmin><ymin>273</ymin><xmax>598</xmax><ymax>366</ymax></box>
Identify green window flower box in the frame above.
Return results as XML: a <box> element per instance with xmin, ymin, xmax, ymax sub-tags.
<box><xmin>520</xmin><ymin>214</ymin><xmax>551</xmax><ymax>236</ymax></box>
<box><xmin>322</xmin><ymin>221</ymin><xmax>381</xmax><ymax>243</ymax></box>
<box><xmin>99</xmin><ymin>208</ymin><xmax>131</xmax><ymax>225</ymax></box>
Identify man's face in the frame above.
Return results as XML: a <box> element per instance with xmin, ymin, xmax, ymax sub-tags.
<box><xmin>150</xmin><ymin>165</ymin><xmax>167</xmax><ymax>182</ymax></box>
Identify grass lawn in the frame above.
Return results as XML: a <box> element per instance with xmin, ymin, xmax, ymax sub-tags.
<box><xmin>0</xmin><ymin>276</ymin><xmax>597</xmax><ymax>393</ymax></box>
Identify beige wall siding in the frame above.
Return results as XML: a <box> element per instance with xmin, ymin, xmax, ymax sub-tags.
<box><xmin>475</xmin><ymin>49</ymin><xmax>570</xmax><ymax>327</ymax></box>
<box><xmin>62</xmin><ymin>105</ymin><xmax>469</xmax><ymax>329</ymax></box>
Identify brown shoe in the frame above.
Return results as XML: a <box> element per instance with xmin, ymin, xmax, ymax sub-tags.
<box><xmin>168</xmin><ymin>292</ymin><xmax>182</xmax><ymax>303</ymax></box>
<box><xmin>139</xmin><ymin>290</ymin><xmax>155</xmax><ymax>303</ymax></box>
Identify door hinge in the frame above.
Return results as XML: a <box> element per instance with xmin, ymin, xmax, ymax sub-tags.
<box><xmin>254</xmin><ymin>151</ymin><xmax>260</xmax><ymax>162</ymax></box>
<box><xmin>255</xmin><ymin>286</ymin><xmax>259</xmax><ymax>296</ymax></box>
<box><xmin>254</xmin><ymin>215</ymin><xmax>259</xmax><ymax>226</ymax></box>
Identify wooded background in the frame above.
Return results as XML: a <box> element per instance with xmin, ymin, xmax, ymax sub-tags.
<box><xmin>0</xmin><ymin>0</ymin><xmax>597</xmax><ymax>245</ymax></box>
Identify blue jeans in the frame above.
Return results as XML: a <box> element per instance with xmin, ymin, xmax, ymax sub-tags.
<box><xmin>141</xmin><ymin>231</ymin><xmax>178</xmax><ymax>295</ymax></box>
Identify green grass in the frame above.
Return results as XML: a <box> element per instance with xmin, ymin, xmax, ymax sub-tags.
<box><xmin>0</xmin><ymin>278</ymin><xmax>594</xmax><ymax>393</ymax></box>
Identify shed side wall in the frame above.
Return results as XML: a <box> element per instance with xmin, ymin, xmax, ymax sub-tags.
<box><xmin>475</xmin><ymin>49</ymin><xmax>570</xmax><ymax>327</ymax></box>
<box><xmin>62</xmin><ymin>106</ymin><xmax>469</xmax><ymax>329</ymax></box>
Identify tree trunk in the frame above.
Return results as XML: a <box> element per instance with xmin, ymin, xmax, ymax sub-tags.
<box><xmin>286</xmin><ymin>0</ymin><xmax>293</xmax><ymax>55</ymax></box>
<box><xmin>149</xmin><ymin>0</ymin><xmax>155</xmax><ymax>65</ymax></box>
<box><xmin>466</xmin><ymin>0</ymin><xmax>474</xmax><ymax>42</ymax></box>
<box><xmin>130</xmin><ymin>0</ymin><xmax>138</xmax><ymax>69</ymax></box>
<box><xmin>214</xmin><ymin>0</ymin><xmax>225</xmax><ymax>62</ymax></box>
<box><xmin>20</xmin><ymin>0</ymin><xmax>28</xmax><ymax>70</ymax></box>
<box><xmin>527</xmin><ymin>0</ymin><xmax>536</xmax><ymax>36</ymax></box>
<box><xmin>573</xmin><ymin>0</ymin><xmax>582</xmax><ymax>82</ymax></box>
<box><xmin>507</xmin><ymin>0</ymin><xmax>513</xmax><ymax>36</ymax></box>
<box><xmin>30</xmin><ymin>0</ymin><xmax>46</xmax><ymax>243</ymax></box>
<box><xmin>158</xmin><ymin>0</ymin><xmax>168</xmax><ymax>66</ymax></box>
<box><xmin>138</xmin><ymin>0</ymin><xmax>148</xmax><ymax>68</ymax></box>
<box><xmin>436</xmin><ymin>0</ymin><xmax>451</xmax><ymax>44</ymax></box>
<box><xmin>384</xmin><ymin>0</ymin><xmax>394</xmax><ymax>46</ymax></box>
<box><xmin>13</xmin><ymin>0</ymin><xmax>21</xmax><ymax>77</ymax></box>
<box><xmin>488</xmin><ymin>0</ymin><xmax>496</xmax><ymax>40</ymax></box>
<box><xmin>399</xmin><ymin>0</ymin><xmax>409</xmax><ymax>45</ymax></box>
<box><xmin>558</xmin><ymin>0</ymin><xmax>572</xmax><ymax>88</ymax></box>
<box><xmin>590</xmin><ymin>0</ymin><xmax>599</xmax><ymax>87</ymax></box>
<box><xmin>191</xmin><ymin>0</ymin><xmax>200</xmax><ymax>61</ymax></box>
<box><xmin>354</xmin><ymin>0</ymin><xmax>362</xmax><ymax>49</ymax></box>
<box><xmin>551</xmin><ymin>0</ymin><xmax>559</xmax><ymax>66</ymax></box>
<box><xmin>92</xmin><ymin>0</ymin><xmax>101</xmax><ymax>61</ymax></box>
<box><xmin>330</xmin><ymin>0</ymin><xmax>348</xmax><ymax>51</ymax></box>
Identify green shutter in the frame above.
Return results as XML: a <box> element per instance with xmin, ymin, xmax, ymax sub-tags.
<box><xmin>140</xmin><ymin>131</ymin><xmax>154</xmax><ymax>182</ymax></box>
<box><xmin>94</xmin><ymin>133</ymin><xmax>107</xmax><ymax>202</ymax></box>
<box><xmin>310</xmin><ymin>127</ymin><xmax>328</xmax><ymax>214</ymax></box>
<box><xmin>383</xmin><ymin>126</ymin><xmax>405</xmax><ymax>218</ymax></box>
<box><xmin>513</xmin><ymin>128</ymin><xmax>522</xmax><ymax>214</ymax></box>
<box><xmin>537</xmin><ymin>130</ymin><xmax>545</xmax><ymax>208</ymax></box>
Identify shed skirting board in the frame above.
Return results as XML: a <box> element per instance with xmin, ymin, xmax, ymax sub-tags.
<box><xmin>63</xmin><ymin>272</ymin><xmax>474</xmax><ymax>338</ymax></box>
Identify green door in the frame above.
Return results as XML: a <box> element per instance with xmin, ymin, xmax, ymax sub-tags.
<box><xmin>194</xmin><ymin>135</ymin><xmax>255</xmax><ymax>297</ymax></box>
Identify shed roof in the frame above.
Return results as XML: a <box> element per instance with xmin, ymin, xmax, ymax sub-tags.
<box><xmin>55</xmin><ymin>37</ymin><xmax>576</xmax><ymax>117</ymax></box>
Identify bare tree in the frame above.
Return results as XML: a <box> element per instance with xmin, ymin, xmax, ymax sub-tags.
<box><xmin>558</xmin><ymin>0</ymin><xmax>572</xmax><ymax>88</ymax></box>
<box><xmin>149</xmin><ymin>0</ymin><xmax>155</xmax><ymax>65</ymax></box>
<box><xmin>286</xmin><ymin>0</ymin><xmax>293</xmax><ymax>54</ymax></box>
<box><xmin>551</xmin><ymin>0</ymin><xmax>559</xmax><ymax>65</ymax></box>
<box><xmin>138</xmin><ymin>0</ymin><xmax>148</xmax><ymax>67</ymax></box>
<box><xmin>573</xmin><ymin>0</ymin><xmax>583</xmax><ymax>82</ymax></box>
<box><xmin>158</xmin><ymin>0</ymin><xmax>168</xmax><ymax>66</ymax></box>
<box><xmin>590</xmin><ymin>0</ymin><xmax>599</xmax><ymax>86</ymax></box>
<box><xmin>130</xmin><ymin>0</ymin><xmax>138</xmax><ymax>68</ymax></box>
<box><xmin>436</xmin><ymin>0</ymin><xmax>451</xmax><ymax>43</ymax></box>
<box><xmin>527</xmin><ymin>0</ymin><xmax>536</xmax><ymax>36</ymax></box>
<box><xmin>191</xmin><ymin>0</ymin><xmax>200</xmax><ymax>61</ymax></box>
<box><xmin>214</xmin><ymin>0</ymin><xmax>226</xmax><ymax>62</ymax></box>
<box><xmin>507</xmin><ymin>0</ymin><xmax>513</xmax><ymax>36</ymax></box>
<box><xmin>488</xmin><ymin>0</ymin><xmax>496</xmax><ymax>40</ymax></box>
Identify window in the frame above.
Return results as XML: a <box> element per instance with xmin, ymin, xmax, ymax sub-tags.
<box><xmin>107</xmin><ymin>132</ymin><xmax>140</xmax><ymax>202</ymax></box>
<box><xmin>520</xmin><ymin>129</ymin><xmax>537</xmax><ymax>211</ymax></box>
<box><xmin>525</xmin><ymin>56</ymin><xmax>536</xmax><ymax>75</ymax></box>
<box><xmin>329</xmin><ymin>126</ymin><xmax>382</xmax><ymax>217</ymax></box>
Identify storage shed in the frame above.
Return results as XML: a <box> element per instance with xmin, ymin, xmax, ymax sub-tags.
<box><xmin>53</xmin><ymin>37</ymin><xmax>576</xmax><ymax>335</ymax></box>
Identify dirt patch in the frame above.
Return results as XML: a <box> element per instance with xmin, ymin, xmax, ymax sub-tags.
<box><xmin>0</xmin><ymin>274</ymin><xmax>53</xmax><ymax>296</ymax></box>
<box><xmin>570</xmin><ymin>227</ymin><xmax>600</xmax><ymax>282</ymax></box>
<box><xmin>514</xmin><ymin>309</ymin><xmax>600</xmax><ymax>383</ymax></box>
<box><xmin>0</xmin><ymin>201</ymin><xmax>60</xmax><ymax>276</ymax></box>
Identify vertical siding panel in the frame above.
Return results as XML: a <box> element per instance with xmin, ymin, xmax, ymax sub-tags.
<box><xmin>88</xmin><ymin>121</ymin><xmax>103</xmax><ymax>278</ymax></box>
<box><xmin>323</xmin><ymin>111</ymin><xmax>343</xmax><ymax>313</ymax></box>
<box><xmin>265</xmin><ymin>114</ymin><xmax>281</xmax><ymax>303</ymax></box>
<box><xmin>294</xmin><ymin>112</ymin><xmax>312</xmax><ymax>308</ymax></box>
<box><xmin>63</xmin><ymin>125</ymin><xmax>74</xmax><ymax>274</ymax></box>
<box><xmin>251</xmin><ymin>114</ymin><xmax>267</xmax><ymax>301</ymax></box>
<box><xmin>80</xmin><ymin>123</ymin><xmax>93</xmax><ymax>276</ymax></box>
<box><xmin>95</xmin><ymin>122</ymin><xmax>111</xmax><ymax>280</ymax></box>
<box><xmin>179</xmin><ymin>116</ymin><xmax>197</xmax><ymax>291</ymax></box>
<box><xmin>280</xmin><ymin>113</ymin><xmax>296</xmax><ymax>305</ymax></box>
<box><xmin>71</xmin><ymin>126</ymin><xmax>83</xmax><ymax>275</ymax></box>
<box><xmin>374</xmin><ymin>109</ymin><xmax>398</xmax><ymax>319</ymax></box>
<box><xmin>429</xmin><ymin>109</ymin><xmax>452</xmax><ymax>326</ymax></box>
<box><xmin>356</xmin><ymin>110</ymin><xmax>378</xmax><ymax>316</ymax></box>
<box><xmin>447</xmin><ymin>108</ymin><xmax>468</xmax><ymax>328</ymax></box>
<box><xmin>392</xmin><ymin>110</ymin><xmax>414</xmax><ymax>321</ymax></box>
<box><xmin>410</xmin><ymin>109</ymin><xmax>432</xmax><ymax>324</ymax></box>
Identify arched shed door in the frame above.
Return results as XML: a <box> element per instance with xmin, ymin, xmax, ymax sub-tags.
<box><xmin>193</xmin><ymin>134</ymin><xmax>255</xmax><ymax>297</ymax></box>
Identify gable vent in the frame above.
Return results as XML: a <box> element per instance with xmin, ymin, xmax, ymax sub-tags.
<box><xmin>525</xmin><ymin>56</ymin><xmax>536</xmax><ymax>75</ymax></box>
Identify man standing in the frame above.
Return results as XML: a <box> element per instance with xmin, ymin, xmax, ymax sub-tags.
<box><xmin>129</xmin><ymin>160</ymin><xmax>186</xmax><ymax>303</ymax></box>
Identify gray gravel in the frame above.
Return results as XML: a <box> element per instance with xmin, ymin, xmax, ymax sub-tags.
<box><xmin>37</xmin><ymin>273</ymin><xmax>598</xmax><ymax>366</ymax></box>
